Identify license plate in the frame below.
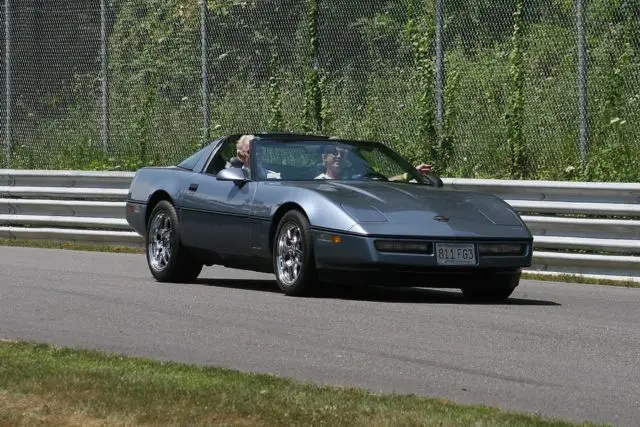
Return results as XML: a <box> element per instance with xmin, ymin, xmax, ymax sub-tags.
<box><xmin>435</xmin><ymin>243</ymin><xmax>476</xmax><ymax>266</ymax></box>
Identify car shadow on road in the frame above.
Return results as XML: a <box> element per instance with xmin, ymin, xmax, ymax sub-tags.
<box><xmin>194</xmin><ymin>278</ymin><xmax>561</xmax><ymax>306</ymax></box>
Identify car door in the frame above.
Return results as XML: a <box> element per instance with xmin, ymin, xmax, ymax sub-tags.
<box><xmin>179</xmin><ymin>171</ymin><xmax>257</xmax><ymax>256</ymax></box>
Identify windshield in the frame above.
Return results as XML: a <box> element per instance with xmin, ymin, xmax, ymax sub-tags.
<box><xmin>253</xmin><ymin>138</ymin><xmax>427</xmax><ymax>184</ymax></box>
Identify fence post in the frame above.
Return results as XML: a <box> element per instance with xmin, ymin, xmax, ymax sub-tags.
<box><xmin>434</xmin><ymin>0</ymin><xmax>445</xmax><ymax>138</ymax></box>
<box><xmin>577</xmin><ymin>0</ymin><xmax>589</xmax><ymax>168</ymax></box>
<box><xmin>5</xmin><ymin>0</ymin><xmax>11</xmax><ymax>167</ymax></box>
<box><xmin>200</xmin><ymin>0</ymin><xmax>210</xmax><ymax>145</ymax></box>
<box><xmin>100</xmin><ymin>0</ymin><xmax>110</xmax><ymax>154</ymax></box>
<box><xmin>314</xmin><ymin>0</ymin><xmax>322</xmax><ymax>132</ymax></box>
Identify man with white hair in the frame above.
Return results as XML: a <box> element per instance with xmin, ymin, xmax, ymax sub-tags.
<box><xmin>228</xmin><ymin>134</ymin><xmax>281</xmax><ymax>180</ymax></box>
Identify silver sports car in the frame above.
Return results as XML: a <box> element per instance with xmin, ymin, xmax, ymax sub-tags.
<box><xmin>125</xmin><ymin>133</ymin><xmax>533</xmax><ymax>301</ymax></box>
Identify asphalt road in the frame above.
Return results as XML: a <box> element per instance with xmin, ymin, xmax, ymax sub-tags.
<box><xmin>1</xmin><ymin>246</ymin><xmax>639</xmax><ymax>426</ymax></box>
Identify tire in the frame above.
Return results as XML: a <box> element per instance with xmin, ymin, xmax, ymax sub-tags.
<box><xmin>146</xmin><ymin>200</ymin><xmax>203</xmax><ymax>283</ymax></box>
<box><xmin>461</xmin><ymin>270</ymin><xmax>520</xmax><ymax>302</ymax></box>
<box><xmin>272</xmin><ymin>210</ymin><xmax>318</xmax><ymax>296</ymax></box>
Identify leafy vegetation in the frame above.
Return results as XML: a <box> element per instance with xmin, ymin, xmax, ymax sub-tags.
<box><xmin>1</xmin><ymin>0</ymin><xmax>638</xmax><ymax>182</ymax></box>
<box><xmin>505</xmin><ymin>0</ymin><xmax>527</xmax><ymax>179</ymax></box>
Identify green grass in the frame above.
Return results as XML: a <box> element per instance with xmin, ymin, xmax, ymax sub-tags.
<box><xmin>521</xmin><ymin>272</ymin><xmax>640</xmax><ymax>289</ymax></box>
<box><xmin>0</xmin><ymin>239</ymin><xmax>145</xmax><ymax>254</ymax></box>
<box><xmin>2</xmin><ymin>239</ymin><xmax>639</xmax><ymax>289</ymax></box>
<box><xmin>0</xmin><ymin>341</ymin><xmax>604</xmax><ymax>427</ymax></box>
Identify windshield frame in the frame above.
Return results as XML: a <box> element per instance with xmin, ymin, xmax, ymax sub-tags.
<box><xmin>251</xmin><ymin>137</ymin><xmax>430</xmax><ymax>185</ymax></box>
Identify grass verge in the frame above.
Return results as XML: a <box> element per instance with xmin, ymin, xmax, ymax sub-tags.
<box><xmin>1</xmin><ymin>239</ymin><xmax>639</xmax><ymax>288</ymax></box>
<box><xmin>0</xmin><ymin>341</ymin><xmax>601</xmax><ymax>427</ymax></box>
<box><xmin>521</xmin><ymin>272</ymin><xmax>640</xmax><ymax>289</ymax></box>
<box><xmin>0</xmin><ymin>239</ymin><xmax>145</xmax><ymax>254</ymax></box>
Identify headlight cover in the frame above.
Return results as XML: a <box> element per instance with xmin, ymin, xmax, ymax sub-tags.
<box><xmin>478</xmin><ymin>243</ymin><xmax>527</xmax><ymax>255</ymax></box>
<box><xmin>375</xmin><ymin>240</ymin><xmax>432</xmax><ymax>253</ymax></box>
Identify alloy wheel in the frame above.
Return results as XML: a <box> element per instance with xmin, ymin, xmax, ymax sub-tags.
<box><xmin>148</xmin><ymin>212</ymin><xmax>173</xmax><ymax>272</ymax></box>
<box><xmin>276</xmin><ymin>221</ymin><xmax>304</xmax><ymax>286</ymax></box>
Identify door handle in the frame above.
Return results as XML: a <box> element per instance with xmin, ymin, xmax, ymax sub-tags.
<box><xmin>188</xmin><ymin>183</ymin><xmax>198</xmax><ymax>192</ymax></box>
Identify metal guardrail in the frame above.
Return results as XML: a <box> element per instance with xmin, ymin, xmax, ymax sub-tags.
<box><xmin>1</xmin><ymin>170</ymin><xmax>639</xmax><ymax>282</ymax></box>
<box><xmin>441</xmin><ymin>178</ymin><xmax>640</xmax><ymax>281</ymax></box>
<box><xmin>0</xmin><ymin>170</ymin><xmax>137</xmax><ymax>246</ymax></box>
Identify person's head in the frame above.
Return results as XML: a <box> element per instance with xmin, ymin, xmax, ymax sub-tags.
<box><xmin>236</xmin><ymin>134</ymin><xmax>254</xmax><ymax>167</ymax></box>
<box><xmin>321</xmin><ymin>144</ymin><xmax>349</xmax><ymax>178</ymax></box>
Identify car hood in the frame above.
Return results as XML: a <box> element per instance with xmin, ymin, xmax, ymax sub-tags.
<box><xmin>290</xmin><ymin>180</ymin><xmax>530</xmax><ymax>238</ymax></box>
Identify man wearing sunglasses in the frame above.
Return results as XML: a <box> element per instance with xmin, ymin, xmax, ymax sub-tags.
<box><xmin>314</xmin><ymin>144</ymin><xmax>433</xmax><ymax>181</ymax></box>
<box><xmin>314</xmin><ymin>145</ymin><xmax>350</xmax><ymax>179</ymax></box>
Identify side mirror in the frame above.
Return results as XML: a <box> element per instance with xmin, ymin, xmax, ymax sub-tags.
<box><xmin>216</xmin><ymin>167</ymin><xmax>247</xmax><ymax>183</ymax></box>
<box><xmin>425</xmin><ymin>174</ymin><xmax>444</xmax><ymax>188</ymax></box>
<box><xmin>227</xmin><ymin>156</ymin><xmax>244</xmax><ymax>168</ymax></box>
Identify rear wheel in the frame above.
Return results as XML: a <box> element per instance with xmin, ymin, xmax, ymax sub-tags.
<box><xmin>273</xmin><ymin>210</ymin><xmax>318</xmax><ymax>296</ymax></box>
<box><xmin>146</xmin><ymin>200</ymin><xmax>203</xmax><ymax>283</ymax></box>
<box><xmin>461</xmin><ymin>271</ymin><xmax>520</xmax><ymax>302</ymax></box>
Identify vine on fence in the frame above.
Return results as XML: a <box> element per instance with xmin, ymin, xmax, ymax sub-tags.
<box><xmin>267</xmin><ymin>52</ymin><xmax>285</xmax><ymax>132</ymax></box>
<box><xmin>438</xmin><ymin>67</ymin><xmax>460</xmax><ymax>174</ymax></box>
<box><xmin>303</xmin><ymin>0</ymin><xmax>323</xmax><ymax>133</ymax></box>
<box><xmin>319</xmin><ymin>73</ymin><xmax>335</xmax><ymax>135</ymax></box>
<box><xmin>406</xmin><ymin>0</ymin><xmax>437</xmax><ymax>167</ymax></box>
<box><xmin>505</xmin><ymin>0</ymin><xmax>527</xmax><ymax>179</ymax></box>
<box><xmin>130</xmin><ymin>74</ymin><xmax>159</xmax><ymax>168</ymax></box>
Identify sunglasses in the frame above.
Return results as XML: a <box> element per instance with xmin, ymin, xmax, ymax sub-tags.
<box><xmin>325</xmin><ymin>147</ymin><xmax>348</xmax><ymax>156</ymax></box>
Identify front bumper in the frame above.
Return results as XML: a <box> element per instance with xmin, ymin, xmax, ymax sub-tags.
<box><xmin>311</xmin><ymin>229</ymin><xmax>532</xmax><ymax>287</ymax></box>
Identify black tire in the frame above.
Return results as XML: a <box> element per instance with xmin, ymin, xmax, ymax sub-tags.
<box><xmin>272</xmin><ymin>210</ymin><xmax>318</xmax><ymax>296</ymax></box>
<box><xmin>461</xmin><ymin>271</ymin><xmax>520</xmax><ymax>302</ymax></box>
<box><xmin>145</xmin><ymin>200</ymin><xmax>203</xmax><ymax>283</ymax></box>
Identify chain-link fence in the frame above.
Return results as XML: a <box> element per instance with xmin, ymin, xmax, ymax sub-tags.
<box><xmin>0</xmin><ymin>0</ymin><xmax>638</xmax><ymax>181</ymax></box>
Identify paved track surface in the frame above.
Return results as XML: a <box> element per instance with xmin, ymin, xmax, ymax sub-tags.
<box><xmin>1</xmin><ymin>246</ymin><xmax>639</xmax><ymax>426</ymax></box>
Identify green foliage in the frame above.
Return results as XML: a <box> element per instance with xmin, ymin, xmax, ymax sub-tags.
<box><xmin>579</xmin><ymin>0</ymin><xmax>640</xmax><ymax>182</ymax></box>
<box><xmin>438</xmin><ymin>67</ymin><xmax>460</xmax><ymax>174</ymax></box>
<box><xmin>406</xmin><ymin>0</ymin><xmax>437</xmax><ymax>167</ymax></box>
<box><xmin>303</xmin><ymin>68</ymin><xmax>323</xmax><ymax>133</ymax></box>
<box><xmin>302</xmin><ymin>0</ymin><xmax>323</xmax><ymax>133</ymax></box>
<box><xmin>268</xmin><ymin>53</ymin><xmax>286</xmax><ymax>131</ymax></box>
<box><xmin>505</xmin><ymin>0</ymin><xmax>528</xmax><ymax>179</ymax></box>
<box><xmin>109</xmin><ymin>0</ymin><xmax>199</xmax><ymax>100</ymax></box>
<box><xmin>4</xmin><ymin>0</ymin><xmax>640</xmax><ymax>184</ymax></box>
<box><xmin>105</xmin><ymin>0</ymin><xmax>201</xmax><ymax>166</ymax></box>
<box><xmin>319</xmin><ymin>73</ymin><xmax>335</xmax><ymax>135</ymax></box>
<box><xmin>0</xmin><ymin>341</ymin><xmax>595</xmax><ymax>427</ymax></box>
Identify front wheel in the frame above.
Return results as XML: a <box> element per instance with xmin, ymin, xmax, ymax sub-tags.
<box><xmin>273</xmin><ymin>210</ymin><xmax>318</xmax><ymax>296</ymax></box>
<box><xmin>146</xmin><ymin>200</ymin><xmax>203</xmax><ymax>283</ymax></box>
<box><xmin>461</xmin><ymin>271</ymin><xmax>520</xmax><ymax>302</ymax></box>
